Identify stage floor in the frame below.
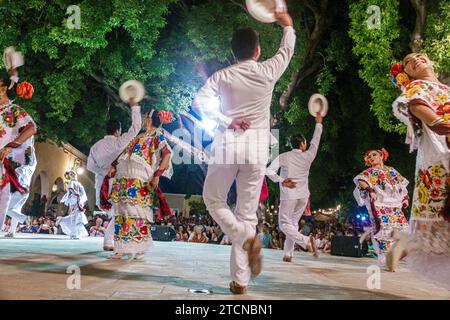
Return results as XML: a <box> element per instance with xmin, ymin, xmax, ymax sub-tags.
<box><xmin>0</xmin><ymin>233</ymin><xmax>449</xmax><ymax>300</ymax></box>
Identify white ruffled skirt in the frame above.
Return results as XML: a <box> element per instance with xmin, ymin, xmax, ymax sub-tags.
<box><xmin>404</xmin><ymin>220</ymin><xmax>450</xmax><ymax>291</ymax></box>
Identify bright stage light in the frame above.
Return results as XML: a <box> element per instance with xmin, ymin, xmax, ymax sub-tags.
<box><xmin>209</xmin><ymin>97</ymin><xmax>221</xmax><ymax>111</ymax></box>
<box><xmin>202</xmin><ymin>117</ymin><xmax>218</xmax><ymax>133</ymax></box>
<box><xmin>361</xmin><ymin>217</ymin><xmax>366</xmax><ymax>221</ymax></box>
<box><xmin>356</xmin><ymin>215</ymin><xmax>361</xmax><ymax>218</ymax></box>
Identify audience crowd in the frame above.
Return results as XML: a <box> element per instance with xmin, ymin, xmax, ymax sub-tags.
<box><xmin>2</xmin><ymin>211</ymin><xmax>363</xmax><ymax>256</ymax></box>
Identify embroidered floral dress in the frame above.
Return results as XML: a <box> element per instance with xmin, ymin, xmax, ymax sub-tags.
<box><xmin>59</xmin><ymin>180</ymin><xmax>88</xmax><ymax>238</ymax></box>
<box><xmin>354</xmin><ymin>167</ymin><xmax>409</xmax><ymax>254</ymax></box>
<box><xmin>0</xmin><ymin>102</ymin><xmax>37</xmax><ymax>230</ymax></box>
<box><xmin>110</xmin><ymin>129</ymin><xmax>172</xmax><ymax>254</ymax></box>
<box><xmin>393</xmin><ymin>80</ymin><xmax>450</xmax><ymax>289</ymax></box>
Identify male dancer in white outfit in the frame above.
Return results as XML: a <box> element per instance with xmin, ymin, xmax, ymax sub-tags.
<box><xmin>193</xmin><ymin>11</ymin><xmax>296</xmax><ymax>294</ymax></box>
<box><xmin>0</xmin><ymin>68</ymin><xmax>37</xmax><ymax>238</ymax></box>
<box><xmin>87</xmin><ymin>99</ymin><xmax>141</xmax><ymax>250</ymax></box>
<box><xmin>266</xmin><ymin>113</ymin><xmax>323</xmax><ymax>262</ymax></box>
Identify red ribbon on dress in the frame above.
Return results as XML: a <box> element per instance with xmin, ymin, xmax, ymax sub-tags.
<box><xmin>155</xmin><ymin>187</ymin><xmax>171</xmax><ymax>219</ymax></box>
<box><xmin>99</xmin><ymin>160</ymin><xmax>118</xmax><ymax>211</ymax></box>
<box><xmin>367</xmin><ymin>189</ymin><xmax>382</xmax><ymax>235</ymax></box>
<box><xmin>442</xmin><ymin>193</ymin><xmax>450</xmax><ymax>223</ymax></box>
<box><xmin>1</xmin><ymin>159</ymin><xmax>28</xmax><ymax>194</ymax></box>
<box><xmin>259</xmin><ymin>177</ymin><xmax>269</xmax><ymax>203</ymax></box>
<box><xmin>100</xmin><ymin>175</ymin><xmax>112</xmax><ymax>211</ymax></box>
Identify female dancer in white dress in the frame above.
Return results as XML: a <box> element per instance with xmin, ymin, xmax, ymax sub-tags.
<box><xmin>109</xmin><ymin>110</ymin><xmax>173</xmax><ymax>260</ymax></box>
<box><xmin>389</xmin><ymin>53</ymin><xmax>449</xmax><ymax>289</ymax></box>
<box><xmin>58</xmin><ymin>170</ymin><xmax>88</xmax><ymax>239</ymax></box>
<box><xmin>353</xmin><ymin>148</ymin><xmax>409</xmax><ymax>268</ymax></box>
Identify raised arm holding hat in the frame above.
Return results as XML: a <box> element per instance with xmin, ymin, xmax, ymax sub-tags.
<box><xmin>266</xmin><ymin>114</ymin><xmax>323</xmax><ymax>262</ymax></box>
<box><xmin>87</xmin><ymin>97</ymin><xmax>142</xmax><ymax>251</ymax></box>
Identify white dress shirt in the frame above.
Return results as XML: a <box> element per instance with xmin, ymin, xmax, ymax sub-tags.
<box><xmin>266</xmin><ymin>123</ymin><xmax>323</xmax><ymax>200</ymax></box>
<box><xmin>192</xmin><ymin>26</ymin><xmax>296</xmax><ymax>165</ymax></box>
<box><xmin>87</xmin><ymin>105</ymin><xmax>142</xmax><ymax>177</ymax></box>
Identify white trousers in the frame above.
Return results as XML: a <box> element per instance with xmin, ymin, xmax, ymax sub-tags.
<box><xmin>95</xmin><ymin>174</ymin><xmax>115</xmax><ymax>247</ymax></box>
<box><xmin>203</xmin><ymin>164</ymin><xmax>265</xmax><ymax>287</ymax></box>
<box><xmin>0</xmin><ymin>185</ymin><xmax>29</xmax><ymax>235</ymax></box>
<box><xmin>279</xmin><ymin>198</ymin><xmax>310</xmax><ymax>257</ymax></box>
<box><xmin>103</xmin><ymin>213</ymin><xmax>115</xmax><ymax>247</ymax></box>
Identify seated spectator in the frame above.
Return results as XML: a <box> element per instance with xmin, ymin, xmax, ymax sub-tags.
<box><xmin>270</xmin><ymin>230</ymin><xmax>281</xmax><ymax>250</ymax></box>
<box><xmin>220</xmin><ymin>234</ymin><xmax>232</xmax><ymax>245</ymax></box>
<box><xmin>49</xmin><ymin>220</ymin><xmax>58</xmax><ymax>235</ymax></box>
<box><xmin>30</xmin><ymin>219</ymin><xmax>40</xmax><ymax>233</ymax></box>
<box><xmin>18</xmin><ymin>223</ymin><xmax>30</xmax><ymax>233</ymax></box>
<box><xmin>89</xmin><ymin>218</ymin><xmax>105</xmax><ymax>237</ymax></box>
<box><xmin>2</xmin><ymin>217</ymin><xmax>10</xmax><ymax>232</ymax></box>
<box><xmin>323</xmin><ymin>236</ymin><xmax>332</xmax><ymax>253</ymax></box>
<box><xmin>188</xmin><ymin>226</ymin><xmax>209</xmax><ymax>243</ymax></box>
<box><xmin>209</xmin><ymin>230</ymin><xmax>219</xmax><ymax>243</ymax></box>
<box><xmin>176</xmin><ymin>225</ymin><xmax>189</xmax><ymax>242</ymax></box>
<box><xmin>258</xmin><ymin>223</ymin><xmax>272</xmax><ymax>249</ymax></box>
<box><xmin>38</xmin><ymin>219</ymin><xmax>53</xmax><ymax>234</ymax></box>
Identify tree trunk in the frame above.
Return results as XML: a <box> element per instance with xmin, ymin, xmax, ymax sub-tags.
<box><xmin>409</xmin><ymin>0</ymin><xmax>427</xmax><ymax>53</ymax></box>
<box><xmin>280</xmin><ymin>0</ymin><xmax>328</xmax><ymax>110</ymax></box>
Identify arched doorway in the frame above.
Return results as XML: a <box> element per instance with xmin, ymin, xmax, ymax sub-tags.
<box><xmin>26</xmin><ymin>171</ymin><xmax>50</xmax><ymax>216</ymax></box>
<box><xmin>48</xmin><ymin>177</ymin><xmax>66</xmax><ymax>217</ymax></box>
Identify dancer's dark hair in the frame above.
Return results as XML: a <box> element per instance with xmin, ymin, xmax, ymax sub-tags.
<box><xmin>151</xmin><ymin>111</ymin><xmax>161</xmax><ymax>128</ymax></box>
<box><xmin>106</xmin><ymin>120</ymin><xmax>121</xmax><ymax>135</ymax></box>
<box><xmin>0</xmin><ymin>70</ymin><xmax>17</xmax><ymax>100</ymax></box>
<box><xmin>291</xmin><ymin>134</ymin><xmax>307</xmax><ymax>149</ymax></box>
<box><xmin>231</xmin><ymin>28</ymin><xmax>260</xmax><ymax>60</ymax></box>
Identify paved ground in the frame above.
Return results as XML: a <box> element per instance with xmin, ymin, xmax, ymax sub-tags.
<box><xmin>0</xmin><ymin>233</ymin><xmax>449</xmax><ymax>300</ymax></box>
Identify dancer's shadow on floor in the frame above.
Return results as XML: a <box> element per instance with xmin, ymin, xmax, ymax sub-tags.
<box><xmin>0</xmin><ymin>253</ymin><xmax>408</xmax><ymax>299</ymax></box>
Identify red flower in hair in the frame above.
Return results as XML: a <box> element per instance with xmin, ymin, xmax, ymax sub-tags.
<box><xmin>16</xmin><ymin>82</ymin><xmax>34</xmax><ymax>99</ymax></box>
<box><xmin>158</xmin><ymin>110</ymin><xmax>173</xmax><ymax>124</ymax></box>
<box><xmin>390</xmin><ymin>64</ymin><xmax>403</xmax><ymax>77</ymax></box>
<box><xmin>380</xmin><ymin>148</ymin><xmax>389</xmax><ymax>162</ymax></box>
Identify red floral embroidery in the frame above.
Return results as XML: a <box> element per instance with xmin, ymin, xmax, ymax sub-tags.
<box><xmin>140</xmin><ymin>225</ymin><xmax>149</xmax><ymax>236</ymax></box>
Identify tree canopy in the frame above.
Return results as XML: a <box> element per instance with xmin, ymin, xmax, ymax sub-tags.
<box><xmin>1</xmin><ymin>0</ymin><xmax>448</xmax><ymax>216</ymax></box>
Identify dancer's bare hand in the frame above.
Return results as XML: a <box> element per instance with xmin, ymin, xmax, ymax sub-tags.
<box><xmin>228</xmin><ymin>118</ymin><xmax>251</xmax><ymax>131</ymax></box>
<box><xmin>282</xmin><ymin>178</ymin><xmax>296</xmax><ymax>189</ymax></box>
<box><xmin>0</xmin><ymin>147</ymin><xmax>12</xmax><ymax>161</ymax></box>
<box><xmin>151</xmin><ymin>176</ymin><xmax>160</xmax><ymax>190</ymax></box>
<box><xmin>369</xmin><ymin>192</ymin><xmax>377</xmax><ymax>202</ymax></box>
<box><xmin>275</xmin><ymin>12</ymin><xmax>293</xmax><ymax>28</ymax></box>
<box><xmin>315</xmin><ymin>113</ymin><xmax>323</xmax><ymax>124</ymax></box>
<box><xmin>8</xmin><ymin>68</ymin><xmax>17</xmax><ymax>77</ymax></box>
<box><xmin>107</xmin><ymin>165</ymin><xmax>116</xmax><ymax>178</ymax></box>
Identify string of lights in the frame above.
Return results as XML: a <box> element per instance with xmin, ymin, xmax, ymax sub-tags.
<box><xmin>312</xmin><ymin>204</ymin><xmax>341</xmax><ymax>216</ymax></box>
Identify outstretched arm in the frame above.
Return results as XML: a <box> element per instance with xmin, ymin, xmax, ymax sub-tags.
<box><xmin>410</xmin><ymin>103</ymin><xmax>450</xmax><ymax>137</ymax></box>
<box><xmin>114</xmin><ymin>99</ymin><xmax>142</xmax><ymax>151</ymax></box>
<box><xmin>303</xmin><ymin>114</ymin><xmax>323</xmax><ymax>161</ymax></box>
<box><xmin>151</xmin><ymin>147</ymin><xmax>172</xmax><ymax>190</ymax></box>
<box><xmin>260</xmin><ymin>12</ymin><xmax>296</xmax><ymax>82</ymax></box>
<box><xmin>266</xmin><ymin>155</ymin><xmax>283</xmax><ymax>183</ymax></box>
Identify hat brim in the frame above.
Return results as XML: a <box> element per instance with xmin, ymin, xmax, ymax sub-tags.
<box><xmin>246</xmin><ymin>0</ymin><xmax>287</xmax><ymax>23</ymax></box>
<box><xmin>119</xmin><ymin>80</ymin><xmax>145</xmax><ymax>103</ymax></box>
<box><xmin>308</xmin><ymin>93</ymin><xmax>329</xmax><ymax>117</ymax></box>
